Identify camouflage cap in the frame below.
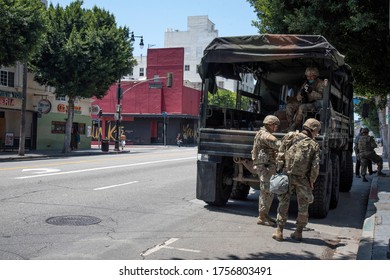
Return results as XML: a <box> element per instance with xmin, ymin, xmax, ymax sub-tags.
<box><xmin>303</xmin><ymin>118</ymin><xmax>321</xmax><ymax>133</ymax></box>
<box><xmin>263</xmin><ymin>115</ymin><xmax>280</xmax><ymax>125</ymax></box>
<box><xmin>305</xmin><ymin>67</ymin><xmax>319</xmax><ymax>77</ymax></box>
<box><xmin>361</xmin><ymin>127</ymin><xmax>369</xmax><ymax>133</ymax></box>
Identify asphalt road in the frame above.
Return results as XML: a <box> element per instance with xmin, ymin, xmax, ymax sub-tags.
<box><xmin>0</xmin><ymin>146</ymin><xmax>370</xmax><ymax>260</ymax></box>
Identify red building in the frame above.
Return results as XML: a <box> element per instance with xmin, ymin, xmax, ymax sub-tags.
<box><xmin>91</xmin><ymin>47</ymin><xmax>200</xmax><ymax>145</ymax></box>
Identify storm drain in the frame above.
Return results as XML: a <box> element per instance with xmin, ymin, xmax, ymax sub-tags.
<box><xmin>46</xmin><ymin>215</ymin><xmax>101</xmax><ymax>226</ymax></box>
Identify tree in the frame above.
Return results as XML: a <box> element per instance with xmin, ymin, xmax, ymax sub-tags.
<box><xmin>247</xmin><ymin>0</ymin><xmax>390</xmax><ymax>155</ymax></box>
<box><xmin>0</xmin><ymin>0</ymin><xmax>46</xmax><ymax>66</ymax></box>
<box><xmin>0</xmin><ymin>0</ymin><xmax>47</xmax><ymax>156</ymax></box>
<box><xmin>31</xmin><ymin>0</ymin><xmax>136</xmax><ymax>153</ymax></box>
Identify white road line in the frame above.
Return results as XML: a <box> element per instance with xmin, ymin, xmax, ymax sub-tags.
<box><xmin>164</xmin><ymin>246</ymin><xmax>201</xmax><ymax>253</ymax></box>
<box><xmin>15</xmin><ymin>157</ymin><xmax>196</xmax><ymax>179</ymax></box>
<box><xmin>141</xmin><ymin>238</ymin><xmax>179</xmax><ymax>257</ymax></box>
<box><xmin>94</xmin><ymin>181</ymin><xmax>138</xmax><ymax>191</ymax></box>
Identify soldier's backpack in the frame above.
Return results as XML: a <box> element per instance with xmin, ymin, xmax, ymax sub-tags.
<box><xmin>284</xmin><ymin>133</ymin><xmax>313</xmax><ymax>177</ymax></box>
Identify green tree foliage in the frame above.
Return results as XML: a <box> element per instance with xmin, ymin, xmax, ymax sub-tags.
<box><xmin>0</xmin><ymin>0</ymin><xmax>47</xmax><ymax>65</ymax></box>
<box><xmin>208</xmin><ymin>89</ymin><xmax>236</xmax><ymax>108</ymax></box>
<box><xmin>31</xmin><ymin>0</ymin><xmax>136</xmax><ymax>152</ymax></box>
<box><xmin>246</xmin><ymin>0</ymin><xmax>390</xmax><ymax>98</ymax></box>
<box><xmin>208</xmin><ymin>88</ymin><xmax>251</xmax><ymax>111</ymax></box>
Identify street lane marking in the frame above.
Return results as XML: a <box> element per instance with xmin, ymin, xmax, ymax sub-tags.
<box><xmin>22</xmin><ymin>168</ymin><xmax>61</xmax><ymax>174</ymax></box>
<box><xmin>141</xmin><ymin>238</ymin><xmax>200</xmax><ymax>257</ymax></box>
<box><xmin>94</xmin><ymin>181</ymin><xmax>138</xmax><ymax>190</ymax></box>
<box><xmin>15</xmin><ymin>156</ymin><xmax>196</xmax><ymax>179</ymax></box>
<box><xmin>141</xmin><ymin>238</ymin><xmax>179</xmax><ymax>256</ymax></box>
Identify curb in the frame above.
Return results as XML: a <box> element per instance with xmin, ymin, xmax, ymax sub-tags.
<box><xmin>356</xmin><ymin>176</ymin><xmax>378</xmax><ymax>260</ymax></box>
<box><xmin>0</xmin><ymin>150</ymin><xmax>130</xmax><ymax>162</ymax></box>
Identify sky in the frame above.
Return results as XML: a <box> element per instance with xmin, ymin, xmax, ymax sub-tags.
<box><xmin>48</xmin><ymin>0</ymin><xmax>259</xmax><ymax>56</ymax></box>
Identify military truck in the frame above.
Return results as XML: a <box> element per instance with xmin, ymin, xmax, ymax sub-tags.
<box><xmin>196</xmin><ymin>34</ymin><xmax>354</xmax><ymax>218</ymax></box>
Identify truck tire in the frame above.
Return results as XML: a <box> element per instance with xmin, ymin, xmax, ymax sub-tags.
<box><xmin>206</xmin><ymin>158</ymin><xmax>233</xmax><ymax>206</ymax></box>
<box><xmin>309</xmin><ymin>158</ymin><xmax>332</xmax><ymax>218</ymax></box>
<box><xmin>230</xmin><ymin>183</ymin><xmax>250</xmax><ymax>200</ymax></box>
<box><xmin>340</xmin><ymin>151</ymin><xmax>353</xmax><ymax>192</ymax></box>
<box><xmin>330</xmin><ymin>153</ymin><xmax>340</xmax><ymax>209</ymax></box>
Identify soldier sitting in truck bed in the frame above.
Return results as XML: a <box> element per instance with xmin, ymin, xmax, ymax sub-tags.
<box><xmin>286</xmin><ymin>67</ymin><xmax>327</xmax><ymax>131</ymax></box>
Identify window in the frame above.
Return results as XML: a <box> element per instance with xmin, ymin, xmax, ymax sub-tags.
<box><xmin>185</xmin><ymin>65</ymin><xmax>190</xmax><ymax>71</ymax></box>
<box><xmin>51</xmin><ymin>121</ymin><xmax>86</xmax><ymax>134</ymax></box>
<box><xmin>56</xmin><ymin>95</ymin><xmax>66</xmax><ymax>101</ymax></box>
<box><xmin>0</xmin><ymin>70</ymin><xmax>15</xmax><ymax>87</ymax></box>
<box><xmin>51</xmin><ymin>121</ymin><xmax>66</xmax><ymax>134</ymax></box>
<box><xmin>139</xmin><ymin>67</ymin><xmax>145</xmax><ymax>77</ymax></box>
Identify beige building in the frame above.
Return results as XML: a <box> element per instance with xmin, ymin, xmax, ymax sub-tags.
<box><xmin>0</xmin><ymin>62</ymin><xmax>92</xmax><ymax>150</ymax></box>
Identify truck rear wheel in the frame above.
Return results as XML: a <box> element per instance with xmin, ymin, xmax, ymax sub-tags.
<box><xmin>309</xmin><ymin>158</ymin><xmax>332</xmax><ymax>218</ymax></box>
<box><xmin>330</xmin><ymin>153</ymin><xmax>340</xmax><ymax>209</ymax></box>
<box><xmin>340</xmin><ymin>151</ymin><xmax>353</xmax><ymax>192</ymax></box>
<box><xmin>230</xmin><ymin>183</ymin><xmax>250</xmax><ymax>200</ymax></box>
<box><xmin>206</xmin><ymin>158</ymin><xmax>233</xmax><ymax>206</ymax></box>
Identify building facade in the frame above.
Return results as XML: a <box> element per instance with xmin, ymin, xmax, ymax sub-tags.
<box><xmin>91</xmin><ymin>47</ymin><xmax>200</xmax><ymax>146</ymax></box>
<box><xmin>165</xmin><ymin>15</ymin><xmax>255</xmax><ymax>94</ymax></box>
<box><xmin>0</xmin><ymin>62</ymin><xmax>92</xmax><ymax>150</ymax></box>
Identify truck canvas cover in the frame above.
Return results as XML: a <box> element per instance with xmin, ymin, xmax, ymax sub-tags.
<box><xmin>199</xmin><ymin>34</ymin><xmax>348</xmax><ymax>92</ymax></box>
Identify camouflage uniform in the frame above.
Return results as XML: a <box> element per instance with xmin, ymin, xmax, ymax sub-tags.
<box><xmin>286</xmin><ymin>78</ymin><xmax>326</xmax><ymax>131</ymax></box>
<box><xmin>358</xmin><ymin>133</ymin><xmax>384</xmax><ymax>178</ymax></box>
<box><xmin>252</xmin><ymin>126</ymin><xmax>280</xmax><ymax>224</ymax></box>
<box><xmin>276</xmin><ymin>131</ymin><xmax>320</xmax><ymax>228</ymax></box>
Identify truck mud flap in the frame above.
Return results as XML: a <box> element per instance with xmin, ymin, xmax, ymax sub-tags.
<box><xmin>196</xmin><ymin>160</ymin><xmax>217</xmax><ymax>202</ymax></box>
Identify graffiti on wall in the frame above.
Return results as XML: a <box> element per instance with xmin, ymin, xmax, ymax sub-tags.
<box><xmin>181</xmin><ymin>124</ymin><xmax>197</xmax><ymax>144</ymax></box>
<box><xmin>91</xmin><ymin>121</ymin><xmax>122</xmax><ymax>141</ymax></box>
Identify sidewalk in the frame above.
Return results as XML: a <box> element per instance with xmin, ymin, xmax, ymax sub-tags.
<box><xmin>357</xmin><ymin>161</ymin><xmax>390</xmax><ymax>260</ymax></box>
<box><xmin>0</xmin><ymin>144</ymin><xmax>173</xmax><ymax>162</ymax></box>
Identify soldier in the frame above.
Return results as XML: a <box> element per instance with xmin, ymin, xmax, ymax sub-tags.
<box><xmin>252</xmin><ymin>115</ymin><xmax>281</xmax><ymax>226</ymax></box>
<box><xmin>272</xmin><ymin>118</ymin><xmax>321</xmax><ymax>242</ymax></box>
<box><xmin>287</xmin><ymin>67</ymin><xmax>326</xmax><ymax>131</ymax></box>
<box><xmin>358</xmin><ymin>127</ymin><xmax>386</xmax><ymax>182</ymax></box>
<box><xmin>354</xmin><ymin>127</ymin><xmax>375</xmax><ymax>178</ymax></box>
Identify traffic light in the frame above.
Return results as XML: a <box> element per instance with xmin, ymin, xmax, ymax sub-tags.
<box><xmin>361</xmin><ymin>103</ymin><xmax>369</xmax><ymax>118</ymax></box>
<box><xmin>167</xmin><ymin>72</ymin><xmax>173</xmax><ymax>87</ymax></box>
<box><xmin>98</xmin><ymin>109</ymin><xmax>103</xmax><ymax>118</ymax></box>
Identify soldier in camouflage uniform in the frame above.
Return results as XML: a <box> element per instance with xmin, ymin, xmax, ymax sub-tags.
<box><xmin>287</xmin><ymin>67</ymin><xmax>326</xmax><ymax>131</ymax></box>
<box><xmin>358</xmin><ymin>127</ymin><xmax>386</xmax><ymax>182</ymax></box>
<box><xmin>252</xmin><ymin>115</ymin><xmax>281</xmax><ymax>226</ymax></box>
<box><xmin>272</xmin><ymin>118</ymin><xmax>321</xmax><ymax>242</ymax></box>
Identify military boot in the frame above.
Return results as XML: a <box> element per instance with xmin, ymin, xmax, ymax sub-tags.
<box><xmin>290</xmin><ymin>225</ymin><xmax>304</xmax><ymax>241</ymax></box>
<box><xmin>362</xmin><ymin>175</ymin><xmax>368</xmax><ymax>182</ymax></box>
<box><xmin>377</xmin><ymin>171</ymin><xmax>387</xmax><ymax>176</ymax></box>
<box><xmin>257</xmin><ymin>212</ymin><xmax>276</xmax><ymax>227</ymax></box>
<box><xmin>272</xmin><ymin>225</ymin><xmax>283</xmax><ymax>242</ymax></box>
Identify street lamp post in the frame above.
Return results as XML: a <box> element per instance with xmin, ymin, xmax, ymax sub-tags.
<box><xmin>114</xmin><ymin>32</ymin><xmax>144</xmax><ymax>151</ymax></box>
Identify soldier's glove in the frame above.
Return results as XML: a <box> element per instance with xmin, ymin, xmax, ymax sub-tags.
<box><xmin>276</xmin><ymin>161</ymin><xmax>284</xmax><ymax>174</ymax></box>
<box><xmin>301</xmin><ymin>85</ymin><xmax>310</xmax><ymax>103</ymax></box>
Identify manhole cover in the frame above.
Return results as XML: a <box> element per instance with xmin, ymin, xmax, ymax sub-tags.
<box><xmin>46</xmin><ymin>215</ymin><xmax>101</xmax><ymax>226</ymax></box>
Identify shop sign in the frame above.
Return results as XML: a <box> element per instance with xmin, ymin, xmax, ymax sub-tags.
<box><xmin>0</xmin><ymin>97</ymin><xmax>15</xmax><ymax>106</ymax></box>
<box><xmin>57</xmin><ymin>104</ymin><xmax>82</xmax><ymax>114</ymax></box>
<box><xmin>37</xmin><ymin>99</ymin><xmax>52</xmax><ymax>114</ymax></box>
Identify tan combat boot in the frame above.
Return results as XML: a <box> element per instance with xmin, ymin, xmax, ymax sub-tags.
<box><xmin>290</xmin><ymin>225</ymin><xmax>304</xmax><ymax>241</ymax></box>
<box><xmin>257</xmin><ymin>212</ymin><xmax>276</xmax><ymax>227</ymax></box>
<box><xmin>272</xmin><ymin>225</ymin><xmax>283</xmax><ymax>242</ymax></box>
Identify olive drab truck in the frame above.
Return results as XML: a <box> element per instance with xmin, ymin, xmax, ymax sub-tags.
<box><xmin>196</xmin><ymin>34</ymin><xmax>354</xmax><ymax>218</ymax></box>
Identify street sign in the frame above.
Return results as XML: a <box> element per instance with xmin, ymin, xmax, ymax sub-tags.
<box><xmin>91</xmin><ymin>105</ymin><xmax>100</xmax><ymax>115</ymax></box>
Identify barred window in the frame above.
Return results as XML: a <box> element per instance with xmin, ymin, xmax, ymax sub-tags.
<box><xmin>0</xmin><ymin>70</ymin><xmax>15</xmax><ymax>87</ymax></box>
